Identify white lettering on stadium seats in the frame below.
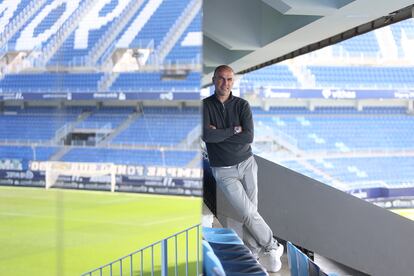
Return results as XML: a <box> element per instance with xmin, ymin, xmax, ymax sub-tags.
<box><xmin>15</xmin><ymin>0</ymin><xmax>80</xmax><ymax>50</ymax></box>
<box><xmin>116</xmin><ymin>0</ymin><xmax>163</xmax><ymax>48</ymax></box>
<box><xmin>181</xmin><ymin>32</ymin><xmax>202</xmax><ymax>47</ymax></box>
<box><xmin>0</xmin><ymin>1</ymin><xmax>20</xmax><ymax>31</ymax></box>
<box><xmin>74</xmin><ymin>0</ymin><xmax>130</xmax><ymax>49</ymax></box>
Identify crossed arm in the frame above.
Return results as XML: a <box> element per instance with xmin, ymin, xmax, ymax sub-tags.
<box><xmin>202</xmin><ymin>102</ymin><xmax>254</xmax><ymax>144</ymax></box>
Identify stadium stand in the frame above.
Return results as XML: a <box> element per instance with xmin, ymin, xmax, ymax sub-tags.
<box><xmin>0</xmin><ymin>105</ymin><xmax>198</xmax><ymax>166</ymax></box>
<box><xmin>112</xmin><ymin>106</ymin><xmax>199</xmax><ymax>146</ymax></box>
<box><xmin>239</xmin><ymin>64</ymin><xmax>300</xmax><ymax>90</ymax></box>
<box><xmin>0</xmin><ymin>107</ymin><xmax>79</xmax><ymax>141</ymax></box>
<box><xmin>0</xmin><ymin>73</ymin><xmax>103</xmax><ymax>92</ymax></box>
<box><xmin>0</xmin><ymin>0</ymin><xmax>202</xmax><ymax>96</ymax></box>
<box><xmin>309</xmin><ymin>66</ymin><xmax>414</xmax><ymax>89</ymax></box>
<box><xmin>61</xmin><ymin>148</ymin><xmax>196</xmax><ymax>167</ymax></box>
<box><xmin>76</xmin><ymin>106</ymin><xmax>134</xmax><ymax>129</ymax></box>
<box><xmin>253</xmin><ymin>106</ymin><xmax>414</xmax><ymax>191</ymax></box>
<box><xmin>256</xmin><ymin>112</ymin><xmax>414</xmax><ymax>151</ymax></box>
<box><xmin>332</xmin><ymin>31</ymin><xmax>380</xmax><ymax>57</ymax></box>
<box><xmin>165</xmin><ymin>12</ymin><xmax>201</xmax><ymax>63</ymax></box>
<box><xmin>121</xmin><ymin>0</ymin><xmax>191</xmax><ymax>58</ymax></box>
<box><xmin>47</xmin><ymin>0</ymin><xmax>132</xmax><ymax>66</ymax></box>
<box><xmin>307</xmin><ymin>157</ymin><xmax>414</xmax><ymax>189</ymax></box>
<box><xmin>0</xmin><ymin>1</ymin><xmax>203</xmax><ymax>275</ymax></box>
<box><xmin>0</xmin><ymin>145</ymin><xmax>57</xmax><ymax>167</ymax></box>
<box><xmin>109</xmin><ymin>72</ymin><xmax>200</xmax><ymax>92</ymax></box>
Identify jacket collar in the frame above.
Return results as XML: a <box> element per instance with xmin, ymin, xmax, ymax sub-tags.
<box><xmin>213</xmin><ymin>91</ymin><xmax>233</xmax><ymax>104</ymax></box>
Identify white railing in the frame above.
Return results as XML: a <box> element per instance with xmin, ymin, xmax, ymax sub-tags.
<box><xmin>81</xmin><ymin>224</ymin><xmax>201</xmax><ymax>276</ymax></box>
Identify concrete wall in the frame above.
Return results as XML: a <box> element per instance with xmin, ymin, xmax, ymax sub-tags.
<box><xmin>256</xmin><ymin>155</ymin><xmax>414</xmax><ymax>276</ymax></box>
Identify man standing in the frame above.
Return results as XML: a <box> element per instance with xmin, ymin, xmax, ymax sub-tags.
<box><xmin>202</xmin><ymin>65</ymin><xmax>284</xmax><ymax>272</ymax></box>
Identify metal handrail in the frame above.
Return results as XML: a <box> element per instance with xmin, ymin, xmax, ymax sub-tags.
<box><xmin>81</xmin><ymin>224</ymin><xmax>201</xmax><ymax>276</ymax></box>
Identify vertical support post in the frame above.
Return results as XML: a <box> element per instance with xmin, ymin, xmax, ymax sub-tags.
<box><xmin>161</xmin><ymin>239</ymin><xmax>168</xmax><ymax>276</ymax></box>
<box><xmin>120</xmin><ymin>259</ymin><xmax>123</xmax><ymax>276</ymax></box>
<box><xmin>185</xmin><ymin>230</ymin><xmax>188</xmax><ymax>276</ymax></box>
<box><xmin>196</xmin><ymin>225</ymin><xmax>200</xmax><ymax>275</ymax></box>
<box><xmin>175</xmin><ymin>236</ymin><xmax>178</xmax><ymax>276</ymax></box>
<box><xmin>130</xmin><ymin>255</ymin><xmax>133</xmax><ymax>276</ymax></box>
<box><xmin>151</xmin><ymin>245</ymin><xmax>154</xmax><ymax>276</ymax></box>
<box><xmin>140</xmin><ymin>251</ymin><xmax>143</xmax><ymax>276</ymax></box>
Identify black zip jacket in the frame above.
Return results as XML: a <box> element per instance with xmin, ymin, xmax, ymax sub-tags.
<box><xmin>202</xmin><ymin>93</ymin><xmax>253</xmax><ymax>167</ymax></box>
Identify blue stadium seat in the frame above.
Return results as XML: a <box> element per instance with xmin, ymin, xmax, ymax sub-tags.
<box><xmin>203</xmin><ymin>227</ymin><xmax>267</xmax><ymax>276</ymax></box>
<box><xmin>309</xmin><ymin>65</ymin><xmax>414</xmax><ymax>89</ymax></box>
<box><xmin>205</xmin><ymin>251</ymin><xmax>226</xmax><ymax>276</ymax></box>
<box><xmin>203</xmin><ymin>241</ymin><xmax>226</xmax><ymax>276</ymax></box>
<box><xmin>240</xmin><ymin>64</ymin><xmax>299</xmax><ymax>89</ymax></box>
<box><xmin>287</xmin><ymin>241</ymin><xmax>338</xmax><ymax>276</ymax></box>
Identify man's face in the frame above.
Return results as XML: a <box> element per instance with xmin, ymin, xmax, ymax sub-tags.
<box><xmin>213</xmin><ymin>68</ymin><xmax>234</xmax><ymax>98</ymax></box>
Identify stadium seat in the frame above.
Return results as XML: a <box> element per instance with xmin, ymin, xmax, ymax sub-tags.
<box><xmin>203</xmin><ymin>241</ymin><xmax>226</xmax><ymax>276</ymax></box>
<box><xmin>203</xmin><ymin>232</ymin><xmax>244</xmax><ymax>245</ymax></box>
<box><xmin>203</xmin><ymin>227</ymin><xmax>267</xmax><ymax>276</ymax></box>
<box><xmin>287</xmin><ymin>241</ymin><xmax>339</xmax><ymax>276</ymax></box>
<box><xmin>202</xmin><ymin>227</ymin><xmax>237</xmax><ymax>235</ymax></box>
<box><xmin>203</xmin><ymin>227</ymin><xmax>242</xmax><ymax>245</ymax></box>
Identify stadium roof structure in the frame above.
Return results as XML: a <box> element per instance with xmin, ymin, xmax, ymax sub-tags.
<box><xmin>202</xmin><ymin>0</ymin><xmax>414</xmax><ymax>86</ymax></box>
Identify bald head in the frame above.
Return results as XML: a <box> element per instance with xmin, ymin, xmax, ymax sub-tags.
<box><xmin>213</xmin><ymin>65</ymin><xmax>234</xmax><ymax>78</ymax></box>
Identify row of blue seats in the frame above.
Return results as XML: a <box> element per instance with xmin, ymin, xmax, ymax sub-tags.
<box><xmin>240</xmin><ymin>65</ymin><xmax>414</xmax><ymax>90</ymax></box>
<box><xmin>0</xmin><ymin>72</ymin><xmax>200</xmax><ymax>92</ymax></box>
<box><xmin>310</xmin><ymin>157</ymin><xmax>414</xmax><ymax>187</ymax></box>
<box><xmin>333</xmin><ymin>31</ymin><xmax>379</xmax><ymax>54</ymax></box>
<box><xmin>3</xmin><ymin>2</ymin><xmax>413</xmax><ymax>70</ymax></box>
<box><xmin>130</xmin><ymin>0</ymin><xmax>189</xmax><ymax>48</ymax></box>
<box><xmin>112</xmin><ymin>114</ymin><xmax>199</xmax><ymax>146</ymax></box>
<box><xmin>49</xmin><ymin>0</ymin><xmax>133</xmax><ymax>65</ymax></box>
<box><xmin>0</xmin><ymin>73</ymin><xmax>102</xmax><ymax>92</ymax></box>
<box><xmin>203</xmin><ymin>227</ymin><xmax>337</xmax><ymax>276</ymax></box>
<box><xmin>252</xmin><ymin>107</ymin><xmax>406</xmax><ymax>115</ymax></box>
<box><xmin>48</xmin><ymin>0</ymin><xmax>200</xmax><ymax>66</ymax></box>
<box><xmin>240</xmin><ymin>65</ymin><xmax>299</xmax><ymax>88</ymax></box>
<box><xmin>2</xmin><ymin>106</ymin><xmax>198</xmax><ymax>114</ymax></box>
<box><xmin>203</xmin><ymin>227</ymin><xmax>267</xmax><ymax>276</ymax></box>
<box><xmin>165</xmin><ymin>13</ymin><xmax>201</xmax><ymax>63</ymax></box>
<box><xmin>0</xmin><ymin>113</ymin><xmax>78</xmax><ymax>140</ymax></box>
<box><xmin>3</xmin><ymin>0</ymin><xmax>201</xmax><ymax>66</ymax></box>
<box><xmin>0</xmin><ymin>145</ymin><xmax>196</xmax><ymax>167</ymax></box>
<box><xmin>0</xmin><ymin>106</ymin><xmax>199</xmax><ymax>143</ymax></box>
<box><xmin>287</xmin><ymin>242</ymin><xmax>337</xmax><ymax>276</ymax></box>
<box><xmin>7</xmin><ymin>0</ymin><xmax>53</xmax><ymax>49</ymax></box>
<box><xmin>0</xmin><ymin>0</ymin><xmax>31</xmax><ymax>34</ymax></box>
<box><xmin>110</xmin><ymin>72</ymin><xmax>200</xmax><ymax>92</ymax></box>
<box><xmin>280</xmin><ymin>156</ymin><xmax>414</xmax><ymax>190</ymax></box>
<box><xmin>256</xmin><ymin>114</ymin><xmax>414</xmax><ymax>151</ymax></box>
<box><xmin>309</xmin><ymin>66</ymin><xmax>414</xmax><ymax>88</ymax></box>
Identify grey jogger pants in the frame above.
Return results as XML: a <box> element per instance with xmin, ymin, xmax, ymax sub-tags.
<box><xmin>211</xmin><ymin>155</ymin><xmax>274</xmax><ymax>254</ymax></box>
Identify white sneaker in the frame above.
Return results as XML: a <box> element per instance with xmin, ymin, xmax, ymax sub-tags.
<box><xmin>258</xmin><ymin>242</ymin><xmax>284</xmax><ymax>272</ymax></box>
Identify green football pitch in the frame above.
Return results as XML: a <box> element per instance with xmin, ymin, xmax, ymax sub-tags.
<box><xmin>0</xmin><ymin>186</ymin><xmax>202</xmax><ymax>276</ymax></box>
